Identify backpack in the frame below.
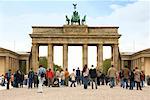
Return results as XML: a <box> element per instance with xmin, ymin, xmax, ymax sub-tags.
<box><xmin>40</xmin><ymin>72</ymin><xmax>45</xmax><ymax>78</ymax></box>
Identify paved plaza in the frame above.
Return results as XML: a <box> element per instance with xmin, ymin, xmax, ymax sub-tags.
<box><xmin>0</xmin><ymin>85</ymin><xmax>150</xmax><ymax>100</ymax></box>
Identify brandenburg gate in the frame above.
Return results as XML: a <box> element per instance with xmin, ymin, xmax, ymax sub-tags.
<box><xmin>30</xmin><ymin>4</ymin><xmax>121</xmax><ymax>71</ymax></box>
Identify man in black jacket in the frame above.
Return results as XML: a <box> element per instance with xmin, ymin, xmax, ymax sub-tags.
<box><xmin>89</xmin><ymin>65</ymin><xmax>97</xmax><ymax>89</ymax></box>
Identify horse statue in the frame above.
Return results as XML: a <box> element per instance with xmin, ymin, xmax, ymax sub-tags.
<box><xmin>82</xmin><ymin>15</ymin><xmax>86</xmax><ymax>25</ymax></box>
<box><xmin>66</xmin><ymin>15</ymin><xmax>70</xmax><ymax>25</ymax></box>
<box><xmin>71</xmin><ymin>11</ymin><xmax>80</xmax><ymax>25</ymax></box>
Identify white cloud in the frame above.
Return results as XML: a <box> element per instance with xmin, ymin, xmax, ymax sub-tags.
<box><xmin>87</xmin><ymin>1</ymin><xmax>150</xmax><ymax>52</ymax></box>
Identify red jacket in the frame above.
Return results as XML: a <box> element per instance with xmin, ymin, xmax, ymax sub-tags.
<box><xmin>46</xmin><ymin>70</ymin><xmax>54</xmax><ymax>79</ymax></box>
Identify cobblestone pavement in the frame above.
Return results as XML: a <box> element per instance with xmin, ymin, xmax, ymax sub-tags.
<box><xmin>0</xmin><ymin>85</ymin><xmax>150</xmax><ymax>100</ymax></box>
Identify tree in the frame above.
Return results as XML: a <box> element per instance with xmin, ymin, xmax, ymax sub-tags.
<box><xmin>39</xmin><ymin>56</ymin><xmax>63</xmax><ymax>72</ymax></box>
<box><xmin>53</xmin><ymin>64</ymin><xmax>63</xmax><ymax>72</ymax></box>
<box><xmin>39</xmin><ymin>57</ymin><xmax>48</xmax><ymax>69</ymax></box>
<box><xmin>102</xmin><ymin>59</ymin><xmax>111</xmax><ymax>75</ymax></box>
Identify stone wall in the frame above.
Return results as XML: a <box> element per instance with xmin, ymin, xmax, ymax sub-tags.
<box><xmin>0</xmin><ymin>56</ymin><xmax>5</xmax><ymax>75</ymax></box>
<box><xmin>145</xmin><ymin>57</ymin><xmax>150</xmax><ymax>76</ymax></box>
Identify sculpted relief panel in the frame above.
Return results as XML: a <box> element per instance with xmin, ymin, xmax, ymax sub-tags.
<box><xmin>32</xmin><ymin>27</ymin><xmax>63</xmax><ymax>34</ymax></box>
<box><xmin>88</xmin><ymin>27</ymin><xmax>118</xmax><ymax>34</ymax></box>
<box><xmin>63</xmin><ymin>26</ymin><xmax>88</xmax><ymax>34</ymax></box>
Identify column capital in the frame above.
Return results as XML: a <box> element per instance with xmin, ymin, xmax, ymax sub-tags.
<box><xmin>48</xmin><ymin>43</ymin><xmax>53</xmax><ymax>45</ymax></box>
<box><xmin>32</xmin><ymin>43</ymin><xmax>39</xmax><ymax>46</ymax></box>
<box><xmin>63</xmin><ymin>44</ymin><xmax>68</xmax><ymax>46</ymax></box>
<box><xmin>114</xmin><ymin>43</ymin><xmax>119</xmax><ymax>46</ymax></box>
<box><xmin>97</xmin><ymin>43</ymin><xmax>103</xmax><ymax>45</ymax></box>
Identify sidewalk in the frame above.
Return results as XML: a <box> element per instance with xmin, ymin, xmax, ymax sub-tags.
<box><xmin>0</xmin><ymin>85</ymin><xmax>150</xmax><ymax>100</ymax></box>
<box><xmin>0</xmin><ymin>85</ymin><xmax>13</xmax><ymax>90</ymax></box>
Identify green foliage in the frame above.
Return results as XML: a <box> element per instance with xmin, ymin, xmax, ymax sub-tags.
<box><xmin>39</xmin><ymin>57</ymin><xmax>48</xmax><ymax>69</ymax></box>
<box><xmin>102</xmin><ymin>59</ymin><xmax>111</xmax><ymax>75</ymax></box>
<box><xmin>53</xmin><ymin>64</ymin><xmax>63</xmax><ymax>72</ymax></box>
<box><xmin>39</xmin><ymin>56</ymin><xmax>62</xmax><ymax>72</ymax></box>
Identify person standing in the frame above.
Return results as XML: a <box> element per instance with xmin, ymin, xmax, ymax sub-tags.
<box><xmin>11</xmin><ymin>74</ymin><xmax>14</xmax><ymax>87</ymax></box>
<box><xmin>34</xmin><ymin>72</ymin><xmax>39</xmax><ymax>88</ymax></box>
<box><xmin>89</xmin><ymin>65</ymin><xmax>97</xmax><ymax>89</ymax></box>
<box><xmin>76</xmin><ymin>67</ymin><xmax>81</xmax><ymax>85</ymax></box>
<box><xmin>107</xmin><ymin>65</ymin><xmax>117</xmax><ymax>88</ymax></box>
<box><xmin>28</xmin><ymin>68</ymin><xmax>34</xmax><ymax>89</ymax></box>
<box><xmin>64</xmin><ymin>68</ymin><xmax>69</xmax><ymax>86</ymax></box>
<box><xmin>134</xmin><ymin>67</ymin><xmax>142</xmax><ymax>90</ymax></box>
<box><xmin>70</xmin><ymin>69</ymin><xmax>76</xmax><ymax>87</ymax></box>
<box><xmin>96</xmin><ymin>69</ymin><xmax>101</xmax><ymax>86</ymax></box>
<box><xmin>60</xmin><ymin>69</ymin><xmax>65</xmax><ymax>86</ymax></box>
<box><xmin>6</xmin><ymin>69</ymin><xmax>11</xmax><ymax>90</ymax></box>
<box><xmin>122</xmin><ymin>66</ymin><xmax>130</xmax><ymax>89</ymax></box>
<box><xmin>129</xmin><ymin>69</ymin><xmax>135</xmax><ymax>90</ymax></box>
<box><xmin>82</xmin><ymin>64</ymin><xmax>89</xmax><ymax>89</ymax></box>
<box><xmin>20</xmin><ymin>71</ymin><xmax>24</xmax><ymax>88</ymax></box>
<box><xmin>119</xmin><ymin>69</ymin><xmax>124</xmax><ymax>87</ymax></box>
<box><xmin>54</xmin><ymin>69</ymin><xmax>60</xmax><ymax>87</ymax></box>
<box><xmin>37</xmin><ymin>65</ymin><xmax>46</xmax><ymax>93</ymax></box>
<box><xmin>46</xmin><ymin>68</ymin><xmax>54</xmax><ymax>87</ymax></box>
<box><xmin>140</xmin><ymin>71</ymin><xmax>145</xmax><ymax>87</ymax></box>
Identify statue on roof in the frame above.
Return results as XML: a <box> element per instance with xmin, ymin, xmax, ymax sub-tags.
<box><xmin>73</xmin><ymin>3</ymin><xmax>77</xmax><ymax>9</ymax></box>
<box><xmin>65</xmin><ymin>4</ymin><xmax>86</xmax><ymax>25</ymax></box>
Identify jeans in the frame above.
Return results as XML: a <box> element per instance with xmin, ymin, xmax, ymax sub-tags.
<box><xmin>120</xmin><ymin>78</ymin><xmax>124</xmax><ymax>87</ymax></box>
<box><xmin>129</xmin><ymin>80</ymin><xmax>134</xmax><ymax>90</ymax></box>
<box><xmin>61</xmin><ymin>80</ymin><xmax>65</xmax><ymax>86</ymax></box>
<box><xmin>123</xmin><ymin>78</ymin><xmax>129</xmax><ymax>89</ymax></box>
<box><xmin>110</xmin><ymin>77</ymin><xmax>115</xmax><ymax>88</ymax></box>
<box><xmin>76</xmin><ymin>76</ymin><xmax>81</xmax><ymax>85</ymax></box>
<box><xmin>90</xmin><ymin>78</ymin><xmax>97</xmax><ymax>89</ymax></box>
<box><xmin>83</xmin><ymin>76</ymin><xmax>89</xmax><ymax>89</ymax></box>
<box><xmin>141</xmin><ymin>81</ymin><xmax>144</xmax><ymax>87</ymax></box>
<box><xmin>28</xmin><ymin>78</ymin><xmax>33</xmax><ymax>88</ymax></box>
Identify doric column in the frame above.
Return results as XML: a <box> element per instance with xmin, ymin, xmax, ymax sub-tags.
<box><xmin>26</xmin><ymin>60</ymin><xmax>29</xmax><ymax>74</ymax></box>
<box><xmin>5</xmin><ymin>56</ymin><xmax>9</xmax><ymax>73</ymax></box>
<box><xmin>121</xmin><ymin>60</ymin><xmax>124</xmax><ymax>69</ymax></box>
<box><xmin>48</xmin><ymin>44</ymin><xmax>54</xmax><ymax>70</ymax></box>
<box><xmin>31</xmin><ymin>43</ymin><xmax>39</xmax><ymax>72</ymax></box>
<box><xmin>141</xmin><ymin>57</ymin><xmax>145</xmax><ymax>71</ymax></box>
<box><xmin>63</xmin><ymin>44</ymin><xmax>68</xmax><ymax>70</ymax></box>
<box><xmin>16</xmin><ymin>59</ymin><xmax>19</xmax><ymax>71</ymax></box>
<box><xmin>11</xmin><ymin>58</ymin><xmax>13</xmax><ymax>73</ymax></box>
<box><xmin>97</xmin><ymin>44</ymin><xmax>103</xmax><ymax>69</ymax></box>
<box><xmin>111</xmin><ymin>45</ymin><xmax>114</xmax><ymax>65</ymax></box>
<box><xmin>8</xmin><ymin>57</ymin><xmax>12</xmax><ymax>70</ymax></box>
<box><xmin>113</xmin><ymin>44</ymin><xmax>119</xmax><ymax>70</ymax></box>
<box><xmin>82</xmin><ymin>44</ymin><xmax>88</xmax><ymax>67</ymax></box>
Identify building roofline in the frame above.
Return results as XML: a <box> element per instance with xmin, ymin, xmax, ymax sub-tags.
<box><xmin>32</xmin><ymin>25</ymin><xmax>119</xmax><ymax>28</ymax></box>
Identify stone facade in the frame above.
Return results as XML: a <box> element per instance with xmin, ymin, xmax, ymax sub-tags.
<box><xmin>30</xmin><ymin>25</ymin><xmax>121</xmax><ymax>71</ymax></box>
<box><xmin>121</xmin><ymin>48</ymin><xmax>150</xmax><ymax>76</ymax></box>
<box><xmin>0</xmin><ymin>47</ymin><xmax>30</xmax><ymax>75</ymax></box>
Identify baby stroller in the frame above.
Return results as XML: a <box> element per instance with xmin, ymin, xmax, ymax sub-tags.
<box><xmin>52</xmin><ymin>78</ymin><xmax>59</xmax><ymax>87</ymax></box>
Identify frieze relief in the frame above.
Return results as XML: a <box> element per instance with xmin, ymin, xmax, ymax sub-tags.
<box><xmin>63</xmin><ymin>26</ymin><xmax>88</xmax><ymax>34</ymax></box>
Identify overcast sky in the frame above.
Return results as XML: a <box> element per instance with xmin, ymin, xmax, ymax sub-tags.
<box><xmin>0</xmin><ymin>0</ymin><xmax>149</xmax><ymax>71</ymax></box>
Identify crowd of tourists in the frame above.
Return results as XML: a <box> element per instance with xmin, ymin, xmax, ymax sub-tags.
<box><xmin>0</xmin><ymin>64</ymin><xmax>150</xmax><ymax>93</ymax></box>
